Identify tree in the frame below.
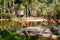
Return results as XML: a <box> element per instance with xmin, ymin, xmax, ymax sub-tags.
<box><xmin>23</xmin><ymin>0</ymin><xmax>32</xmax><ymax>17</ymax></box>
<box><xmin>0</xmin><ymin>0</ymin><xmax>3</xmax><ymax>5</ymax></box>
<box><xmin>56</xmin><ymin>4</ymin><xmax>60</xmax><ymax>19</ymax></box>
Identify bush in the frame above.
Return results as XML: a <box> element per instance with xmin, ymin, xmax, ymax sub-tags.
<box><xmin>0</xmin><ymin>29</ymin><xmax>21</xmax><ymax>40</ymax></box>
<box><xmin>0</xmin><ymin>29</ymin><xmax>32</xmax><ymax>40</ymax></box>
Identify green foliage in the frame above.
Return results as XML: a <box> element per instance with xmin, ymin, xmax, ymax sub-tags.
<box><xmin>14</xmin><ymin>4</ymin><xmax>19</xmax><ymax>10</ymax></box>
<box><xmin>0</xmin><ymin>13</ymin><xmax>2</xmax><ymax>18</ymax></box>
<box><xmin>38</xmin><ymin>0</ymin><xmax>50</xmax><ymax>3</ymax></box>
<box><xmin>0</xmin><ymin>0</ymin><xmax>3</xmax><ymax>5</ymax></box>
<box><xmin>0</xmin><ymin>13</ymin><xmax>13</xmax><ymax>19</ymax></box>
<box><xmin>40</xmin><ymin>37</ymin><xmax>50</xmax><ymax>40</ymax></box>
<box><xmin>27</xmin><ymin>0</ymin><xmax>32</xmax><ymax>4</ymax></box>
<box><xmin>6</xmin><ymin>0</ymin><xmax>12</xmax><ymax>2</ymax></box>
<box><xmin>59</xmin><ymin>0</ymin><xmax>60</xmax><ymax>2</ymax></box>
<box><xmin>0</xmin><ymin>0</ymin><xmax>2</xmax><ymax>3</ymax></box>
<box><xmin>0</xmin><ymin>36</ymin><xmax>3</xmax><ymax>40</ymax></box>
<box><xmin>47</xmin><ymin>0</ymin><xmax>53</xmax><ymax>3</ymax></box>
<box><xmin>0</xmin><ymin>29</ymin><xmax>21</xmax><ymax>40</ymax></box>
<box><xmin>38</xmin><ymin>0</ymin><xmax>53</xmax><ymax>3</ymax></box>
<box><xmin>4</xmin><ymin>13</ymin><xmax>13</xmax><ymax>19</ymax></box>
<box><xmin>0</xmin><ymin>29</ymin><xmax>28</xmax><ymax>40</ymax></box>
<box><xmin>38</xmin><ymin>0</ymin><xmax>44</xmax><ymax>3</ymax></box>
<box><xmin>5</xmin><ymin>21</ymin><xmax>14</xmax><ymax>26</ymax></box>
<box><xmin>56</xmin><ymin>4</ymin><xmax>60</xmax><ymax>17</ymax></box>
<box><xmin>23</xmin><ymin>0</ymin><xmax>28</xmax><ymax>6</ymax></box>
<box><xmin>1</xmin><ymin>20</ymin><xmax>14</xmax><ymax>26</ymax></box>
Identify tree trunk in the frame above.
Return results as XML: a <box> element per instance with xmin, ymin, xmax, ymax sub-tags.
<box><xmin>12</xmin><ymin>0</ymin><xmax>15</xmax><ymax>15</ymax></box>
<box><xmin>25</xmin><ymin>6</ymin><xmax>31</xmax><ymax>17</ymax></box>
<box><xmin>25</xmin><ymin>6</ymin><xmax>28</xmax><ymax>17</ymax></box>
